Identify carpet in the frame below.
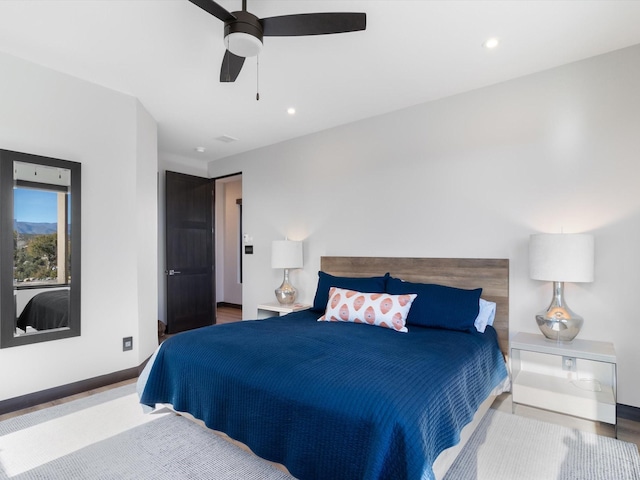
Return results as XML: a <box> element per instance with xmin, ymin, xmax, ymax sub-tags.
<box><xmin>0</xmin><ymin>383</ymin><xmax>294</xmax><ymax>480</ymax></box>
<box><xmin>444</xmin><ymin>408</ymin><xmax>640</xmax><ymax>480</ymax></box>
<box><xmin>1</xmin><ymin>384</ymin><xmax>639</xmax><ymax>480</ymax></box>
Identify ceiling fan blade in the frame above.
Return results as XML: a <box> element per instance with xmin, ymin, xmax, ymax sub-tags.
<box><xmin>220</xmin><ymin>50</ymin><xmax>245</xmax><ymax>82</ymax></box>
<box><xmin>261</xmin><ymin>12</ymin><xmax>366</xmax><ymax>37</ymax></box>
<box><xmin>188</xmin><ymin>0</ymin><xmax>236</xmax><ymax>22</ymax></box>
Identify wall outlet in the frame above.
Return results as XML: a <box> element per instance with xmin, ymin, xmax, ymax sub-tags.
<box><xmin>562</xmin><ymin>356</ymin><xmax>577</xmax><ymax>372</ymax></box>
<box><xmin>123</xmin><ymin>336</ymin><xmax>133</xmax><ymax>351</ymax></box>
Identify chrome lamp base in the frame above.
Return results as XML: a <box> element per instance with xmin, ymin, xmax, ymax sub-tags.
<box><xmin>275</xmin><ymin>268</ymin><xmax>297</xmax><ymax>305</ymax></box>
<box><xmin>536</xmin><ymin>281</ymin><xmax>583</xmax><ymax>342</ymax></box>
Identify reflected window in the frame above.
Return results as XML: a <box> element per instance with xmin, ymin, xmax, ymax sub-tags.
<box><xmin>14</xmin><ymin>183</ymin><xmax>71</xmax><ymax>287</ymax></box>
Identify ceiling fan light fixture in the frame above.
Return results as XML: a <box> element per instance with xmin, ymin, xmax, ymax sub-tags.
<box><xmin>225</xmin><ymin>32</ymin><xmax>263</xmax><ymax>57</ymax></box>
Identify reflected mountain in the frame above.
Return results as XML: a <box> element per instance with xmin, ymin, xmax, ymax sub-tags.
<box><xmin>14</xmin><ymin>220</ymin><xmax>57</xmax><ymax>234</ymax></box>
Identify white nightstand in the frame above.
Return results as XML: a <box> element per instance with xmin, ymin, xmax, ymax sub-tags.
<box><xmin>510</xmin><ymin>332</ymin><xmax>617</xmax><ymax>426</ymax></box>
<box><xmin>256</xmin><ymin>302</ymin><xmax>312</xmax><ymax>319</ymax></box>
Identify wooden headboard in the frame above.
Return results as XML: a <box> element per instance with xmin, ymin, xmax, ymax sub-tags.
<box><xmin>320</xmin><ymin>257</ymin><xmax>509</xmax><ymax>356</ymax></box>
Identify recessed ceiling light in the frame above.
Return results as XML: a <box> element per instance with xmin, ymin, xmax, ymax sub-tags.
<box><xmin>194</xmin><ymin>146</ymin><xmax>206</xmax><ymax>153</ymax></box>
<box><xmin>483</xmin><ymin>38</ymin><xmax>499</xmax><ymax>49</ymax></box>
<box><xmin>287</xmin><ymin>107</ymin><xmax>296</xmax><ymax>115</ymax></box>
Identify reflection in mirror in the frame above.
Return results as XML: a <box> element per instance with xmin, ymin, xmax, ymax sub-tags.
<box><xmin>14</xmin><ymin>162</ymin><xmax>71</xmax><ymax>335</ymax></box>
<box><xmin>1</xmin><ymin>150</ymin><xmax>81</xmax><ymax>348</ymax></box>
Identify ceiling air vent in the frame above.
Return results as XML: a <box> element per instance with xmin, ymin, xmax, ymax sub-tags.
<box><xmin>216</xmin><ymin>135</ymin><xmax>238</xmax><ymax>143</ymax></box>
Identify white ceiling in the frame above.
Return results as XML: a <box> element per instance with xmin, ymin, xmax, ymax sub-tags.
<box><xmin>1</xmin><ymin>1</ymin><xmax>640</xmax><ymax>164</ymax></box>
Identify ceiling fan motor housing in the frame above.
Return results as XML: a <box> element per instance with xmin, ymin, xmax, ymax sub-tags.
<box><xmin>224</xmin><ymin>11</ymin><xmax>264</xmax><ymax>57</ymax></box>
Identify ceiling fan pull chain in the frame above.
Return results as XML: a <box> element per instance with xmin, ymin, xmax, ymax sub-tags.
<box><xmin>256</xmin><ymin>55</ymin><xmax>260</xmax><ymax>101</ymax></box>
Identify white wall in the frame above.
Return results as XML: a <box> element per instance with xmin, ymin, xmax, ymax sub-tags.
<box><xmin>0</xmin><ymin>51</ymin><xmax>158</xmax><ymax>401</ymax></box>
<box><xmin>209</xmin><ymin>45</ymin><xmax>640</xmax><ymax>408</ymax></box>
<box><xmin>136</xmin><ymin>105</ymin><xmax>160</xmax><ymax>359</ymax></box>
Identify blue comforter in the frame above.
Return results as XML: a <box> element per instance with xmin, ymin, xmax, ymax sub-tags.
<box><xmin>140</xmin><ymin>310</ymin><xmax>507</xmax><ymax>480</ymax></box>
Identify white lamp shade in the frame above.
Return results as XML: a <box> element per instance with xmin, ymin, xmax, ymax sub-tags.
<box><xmin>271</xmin><ymin>240</ymin><xmax>303</xmax><ymax>269</ymax></box>
<box><xmin>529</xmin><ymin>233</ymin><xmax>594</xmax><ymax>283</ymax></box>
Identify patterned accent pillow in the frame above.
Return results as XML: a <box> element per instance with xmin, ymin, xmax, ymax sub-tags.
<box><xmin>319</xmin><ymin>287</ymin><xmax>417</xmax><ymax>333</ymax></box>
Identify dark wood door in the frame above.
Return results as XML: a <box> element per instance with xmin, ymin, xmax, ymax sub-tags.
<box><xmin>165</xmin><ymin>171</ymin><xmax>215</xmax><ymax>334</ymax></box>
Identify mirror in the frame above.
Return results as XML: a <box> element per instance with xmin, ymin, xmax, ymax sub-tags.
<box><xmin>1</xmin><ymin>149</ymin><xmax>81</xmax><ymax>348</ymax></box>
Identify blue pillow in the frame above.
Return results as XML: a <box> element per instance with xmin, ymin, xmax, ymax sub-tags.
<box><xmin>312</xmin><ymin>271</ymin><xmax>388</xmax><ymax>312</ymax></box>
<box><xmin>386</xmin><ymin>277</ymin><xmax>481</xmax><ymax>331</ymax></box>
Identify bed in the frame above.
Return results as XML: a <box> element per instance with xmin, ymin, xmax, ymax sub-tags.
<box><xmin>139</xmin><ymin>257</ymin><xmax>510</xmax><ymax>480</ymax></box>
<box><xmin>16</xmin><ymin>289</ymin><xmax>69</xmax><ymax>331</ymax></box>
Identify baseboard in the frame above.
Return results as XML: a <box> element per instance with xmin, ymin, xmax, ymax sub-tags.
<box><xmin>0</xmin><ymin>363</ymin><xmax>145</xmax><ymax>416</ymax></box>
<box><xmin>618</xmin><ymin>403</ymin><xmax>640</xmax><ymax>422</ymax></box>
<box><xmin>217</xmin><ymin>302</ymin><xmax>242</xmax><ymax>310</ymax></box>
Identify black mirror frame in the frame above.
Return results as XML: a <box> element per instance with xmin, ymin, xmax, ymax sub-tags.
<box><xmin>0</xmin><ymin>149</ymin><xmax>81</xmax><ymax>348</ymax></box>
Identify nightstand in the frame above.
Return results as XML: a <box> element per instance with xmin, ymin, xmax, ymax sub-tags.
<box><xmin>510</xmin><ymin>332</ymin><xmax>617</xmax><ymax>426</ymax></box>
<box><xmin>256</xmin><ymin>302</ymin><xmax>311</xmax><ymax>319</ymax></box>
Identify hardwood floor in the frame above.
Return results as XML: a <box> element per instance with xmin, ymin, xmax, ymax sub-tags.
<box><xmin>158</xmin><ymin>305</ymin><xmax>242</xmax><ymax>343</ymax></box>
<box><xmin>3</xmin><ymin>305</ymin><xmax>639</xmax><ymax>456</ymax></box>
<box><xmin>215</xmin><ymin>305</ymin><xmax>242</xmax><ymax>324</ymax></box>
<box><xmin>0</xmin><ymin>377</ymin><xmax>136</xmax><ymax>422</ymax></box>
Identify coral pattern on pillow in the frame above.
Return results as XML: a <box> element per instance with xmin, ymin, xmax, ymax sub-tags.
<box><xmin>319</xmin><ymin>287</ymin><xmax>417</xmax><ymax>333</ymax></box>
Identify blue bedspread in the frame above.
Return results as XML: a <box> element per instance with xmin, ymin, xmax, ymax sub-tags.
<box><xmin>140</xmin><ymin>310</ymin><xmax>507</xmax><ymax>480</ymax></box>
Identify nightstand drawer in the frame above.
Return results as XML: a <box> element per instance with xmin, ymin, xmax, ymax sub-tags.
<box><xmin>510</xmin><ymin>332</ymin><xmax>617</xmax><ymax>425</ymax></box>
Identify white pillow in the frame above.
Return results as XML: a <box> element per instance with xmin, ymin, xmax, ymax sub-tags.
<box><xmin>319</xmin><ymin>287</ymin><xmax>416</xmax><ymax>333</ymax></box>
<box><xmin>474</xmin><ymin>298</ymin><xmax>496</xmax><ymax>333</ymax></box>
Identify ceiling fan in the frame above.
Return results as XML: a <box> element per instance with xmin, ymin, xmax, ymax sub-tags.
<box><xmin>188</xmin><ymin>0</ymin><xmax>367</xmax><ymax>82</ymax></box>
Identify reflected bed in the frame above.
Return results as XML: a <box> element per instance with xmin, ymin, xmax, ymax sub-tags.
<box><xmin>16</xmin><ymin>289</ymin><xmax>69</xmax><ymax>331</ymax></box>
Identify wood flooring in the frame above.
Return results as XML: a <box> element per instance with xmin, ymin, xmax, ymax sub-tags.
<box><xmin>215</xmin><ymin>305</ymin><xmax>242</xmax><ymax>324</ymax></box>
<box><xmin>158</xmin><ymin>305</ymin><xmax>241</xmax><ymax>344</ymax></box>
<box><xmin>3</xmin><ymin>304</ymin><xmax>639</xmax><ymax>455</ymax></box>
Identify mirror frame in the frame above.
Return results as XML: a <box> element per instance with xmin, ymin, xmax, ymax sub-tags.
<box><xmin>0</xmin><ymin>149</ymin><xmax>81</xmax><ymax>348</ymax></box>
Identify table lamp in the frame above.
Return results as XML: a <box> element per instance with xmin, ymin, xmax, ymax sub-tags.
<box><xmin>529</xmin><ymin>233</ymin><xmax>594</xmax><ymax>342</ymax></box>
<box><xmin>271</xmin><ymin>240</ymin><xmax>303</xmax><ymax>305</ymax></box>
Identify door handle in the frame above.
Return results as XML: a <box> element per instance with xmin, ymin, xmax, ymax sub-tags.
<box><xmin>167</xmin><ymin>269</ymin><xmax>182</xmax><ymax>276</ymax></box>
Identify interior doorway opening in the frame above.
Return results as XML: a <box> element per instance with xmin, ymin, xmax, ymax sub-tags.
<box><xmin>214</xmin><ymin>173</ymin><xmax>242</xmax><ymax>322</ymax></box>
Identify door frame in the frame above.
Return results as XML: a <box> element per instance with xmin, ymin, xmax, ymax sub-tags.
<box><xmin>213</xmin><ymin>172</ymin><xmax>243</xmax><ymax>311</ymax></box>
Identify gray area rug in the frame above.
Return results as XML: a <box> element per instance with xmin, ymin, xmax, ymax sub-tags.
<box><xmin>1</xmin><ymin>383</ymin><xmax>639</xmax><ymax>479</ymax></box>
<box><xmin>445</xmin><ymin>408</ymin><xmax>640</xmax><ymax>480</ymax></box>
<box><xmin>0</xmin><ymin>384</ymin><xmax>293</xmax><ymax>480</ymax></box>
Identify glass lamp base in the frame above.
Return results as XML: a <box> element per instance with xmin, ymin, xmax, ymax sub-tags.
<box><xmin>275</xmin><ymin>269</ymin><xmax>297</xmax><ymax>305</ymax></box>
<box><xmin>536</xmin><ymin>281</ymin><xmax>583</xmax><ymax>342</ymax></box>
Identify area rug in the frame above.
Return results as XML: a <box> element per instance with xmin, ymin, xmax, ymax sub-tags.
<box><xmin>0</xmin><ymin>383</ymin><xmax>293</xmax><ymax>480</ymax></box>
<box><xmin>1</xmin><ymin>384</ymin><xmax>639</xmax><ymax>479</ymax></box>
<box><xmin>444</xmin><ymin>408</ymin><xmax>640</xmax><ymax>480</ymax></box>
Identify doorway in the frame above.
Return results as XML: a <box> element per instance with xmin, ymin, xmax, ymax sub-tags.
<box><xmin>214</xmin><ymin>174</ymin><xmax>243</xmax><ymax>319</ymax></box>
<box><xmin>161</xmin><ymin>171</ymin><xmax>242</xmax><ymax>336</ymax></box>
